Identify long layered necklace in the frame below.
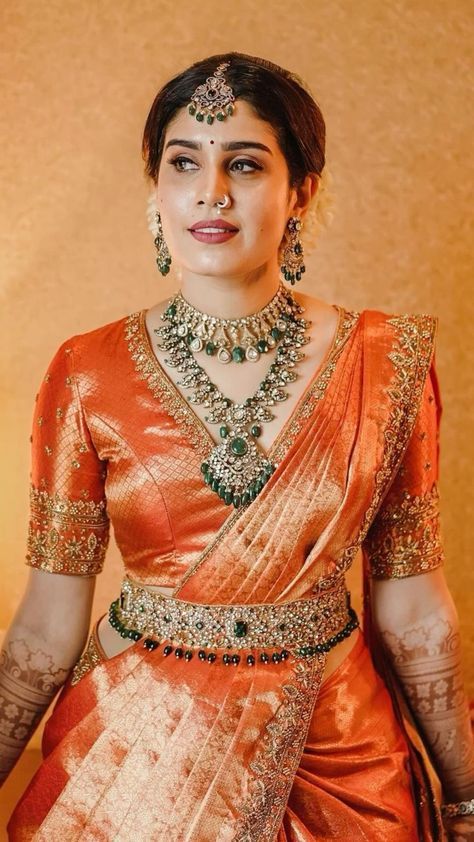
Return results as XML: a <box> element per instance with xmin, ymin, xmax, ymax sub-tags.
<box><xmin>154</xmin><ymin>284</ymin><xmax>311</xmax><ymax>509</ymax></box>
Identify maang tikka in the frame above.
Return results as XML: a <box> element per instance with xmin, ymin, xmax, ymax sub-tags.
<box><xmin>188</xmin><ymin>61</ymin><xmax>235</xmax><ymax>123</ymax></box>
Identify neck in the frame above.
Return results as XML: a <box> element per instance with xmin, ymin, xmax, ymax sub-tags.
<box><xmin>178</xmin><ymin>264</ymin><xmax>285</xmax><ymax>319</ymax></box>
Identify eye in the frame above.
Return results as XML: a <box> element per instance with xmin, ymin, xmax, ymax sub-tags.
<box><xmin>168</xmin><ymin>155</ymin><xmax>263</xmax><ymax>173</ymax></box>
<box><xmin>230</xmin><ymin>158</ymin><xmax>263</xmax><ymax>173</ymax></box>
<box><xmin>168</xmin><ymin>155</ymin><xmax>198</xmax><ymax>172</ymax></box>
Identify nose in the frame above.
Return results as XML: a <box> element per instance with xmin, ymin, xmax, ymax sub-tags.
<box><xmin>197</xmin><ymin>163</ymin><xmax>231</xmax><ymax>206</ymax></box>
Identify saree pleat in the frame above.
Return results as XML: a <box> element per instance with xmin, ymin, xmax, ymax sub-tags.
<box><xmin>8</xmin><ymin>308</ymin><xmax>446</xmax><ymax>840</ymax></box>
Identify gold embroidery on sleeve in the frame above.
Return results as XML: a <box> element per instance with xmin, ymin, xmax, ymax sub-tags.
<box><xmin>366</xmin><ymin>484</ymin><xmax>444</xmax><ymax>578</ymax></box>
<box><xmin>26</xmin><ymin>486</ymin><xmax>109</xmax><ymax>576</ymax></box>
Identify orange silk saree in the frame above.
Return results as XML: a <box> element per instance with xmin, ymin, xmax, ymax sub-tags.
<box><xmin>8</xmin><ymin>306</ymin><xmax>446</xmax><ymax>840</ymax></box>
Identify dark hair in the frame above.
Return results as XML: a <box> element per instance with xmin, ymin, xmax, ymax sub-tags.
<box><xmin>142</xmin><ymin>52</ymin><xmax>326</xmax><ymax>188</ymax></box>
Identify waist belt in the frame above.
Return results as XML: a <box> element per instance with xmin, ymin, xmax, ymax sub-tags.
<box><xmin>108</xmin><ymin>576</ymin><xmax>359</xmax><ymax>667</ymax></box>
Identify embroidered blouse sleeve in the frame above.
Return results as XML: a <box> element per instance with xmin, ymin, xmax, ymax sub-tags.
<box><xmin>364</xmin><ymin>355</ymin><xmax>445</xmax><ymax>579</ymax></box>
<box><xmin>25</xmin><ymin>340</ymin><xmax>110</xmax><ymax>576</ymax></box>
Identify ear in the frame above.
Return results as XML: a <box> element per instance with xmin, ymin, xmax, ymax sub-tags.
<box><xmin>289</xmin><ymin>173</ymin><xmax>320</xmax><ymax>219</ymax></box>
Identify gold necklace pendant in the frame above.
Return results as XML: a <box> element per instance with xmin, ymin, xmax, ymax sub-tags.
<box><xmin>200</xmin><ymin>428</ymin><xmax>276</xmax><ymax>508</ymax></box>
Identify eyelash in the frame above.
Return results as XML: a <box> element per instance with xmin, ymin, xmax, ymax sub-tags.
<box><xmin>168</xmin><ymin>155</ymin><xmax>263</xmax><ymax>173</ymax></box>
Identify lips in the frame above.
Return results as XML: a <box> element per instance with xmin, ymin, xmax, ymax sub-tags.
<box><xmin>189</xmin><ymin>219</ymin><xmax>239</xmax><ymax>232</ymax></box>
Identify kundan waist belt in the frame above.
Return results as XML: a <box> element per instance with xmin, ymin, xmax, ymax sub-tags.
<box><xmin>108</xmin><ymin>576</ymin><xmax>359</xmax><ymax>667</ymax></box>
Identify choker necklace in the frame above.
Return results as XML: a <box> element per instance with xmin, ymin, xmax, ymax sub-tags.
<box><xmin>153</xmin><ymin>286</ymin><xmax>312</xmax><ymax>509</ymax></box>
<box><xmin>168</xmin><ymin>282</ymin><xmax>292</xmax><ymax>364</ymax></box>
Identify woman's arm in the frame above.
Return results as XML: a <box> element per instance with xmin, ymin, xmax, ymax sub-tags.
<box><xmin>372</xmin><ymin>567</ymin><xmax>474</xmax><ymax>835</ymax></box>
<box><xmin>0</xmin><ymin>568</ymin><xmax>96</xmax><ymax>785</ymax></box>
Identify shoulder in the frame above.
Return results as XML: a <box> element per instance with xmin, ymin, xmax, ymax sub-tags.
<box><xmin>48</xmin><ymin>310</ymin><xmax>142</xmax><ymax>369</ymax></box>
<box><xmin>355</xmin><ymin>308</ymin><xmax>439</xmax><ymax>375</ymax></box>
<box><xmin>359</xmin><ymin>307</ymin><xmax>438</xmax><ymax>344</ymax></box>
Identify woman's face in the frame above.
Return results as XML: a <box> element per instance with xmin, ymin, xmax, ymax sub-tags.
<box><xmin>155</xmin><ymin>99</ymin><xmax>306</xmax><ymax>280</ymax></box>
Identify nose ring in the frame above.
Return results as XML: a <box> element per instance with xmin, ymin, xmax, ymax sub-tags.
<box><xmin>216</xmin><ymin>194</ymin><xmax>231</xmax><ymax>209</ymax></box>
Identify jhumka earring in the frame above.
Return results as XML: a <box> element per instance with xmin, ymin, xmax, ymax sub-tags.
<box><xmin>280</xmin><ymin>216</ymin><xmax>306</xmax><ymax>285</ymax></box>
<box><xmin>154</xmin><ymin>210</ymin><xmax>172</xmax><ymax>276</ymax></box>
<box><xmin>188</xmin><ymin>61</ymin><xmax>235</xmax><ymax>123</ymax></box>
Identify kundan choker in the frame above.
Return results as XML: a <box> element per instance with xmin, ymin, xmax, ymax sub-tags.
<box><xmin>153</xmin><ymin>285</ymin><xmax>311</xmax><ymax>509</ymax></box>
<box><xmin>165</xmin><ymin>282</ymin><xmax>293</xmax><ymax>364</ymax></box>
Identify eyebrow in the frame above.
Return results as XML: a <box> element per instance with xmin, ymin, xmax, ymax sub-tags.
<box><xmin>164</xmin><ymin>139</ymin><xmax>273</xmax><ymax>154</ymax></box>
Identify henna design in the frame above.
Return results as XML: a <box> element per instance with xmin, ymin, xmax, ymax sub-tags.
<box><xmin>381</xmin><ymin>611</ymin><xmax>474</xmax><ymax>802</ymax></box>
<box><xmin>0</xmin><ymin>636</ymin><xmax>70</xmax><ymax>783</ymax></box>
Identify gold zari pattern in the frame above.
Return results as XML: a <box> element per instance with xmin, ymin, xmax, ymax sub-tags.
<box><xmin>70</xmin><ymin>630</ymin><xmax>104</xmax><ymax>686</ymax></box>
<box><xmin>365</xmin><ymin>485</ymin><xmax>444</xmax><ymax>578</ymax></box>
<box><xmin>26</xmin><ymin>486</ymin><xmax>110</xmax><ymax>576</ymax></box>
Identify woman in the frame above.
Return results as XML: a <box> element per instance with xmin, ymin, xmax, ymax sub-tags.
<box><xmin>2</xmin><ymin>52</ymin><xmax>473</xmax><ymax>841</ymax></box>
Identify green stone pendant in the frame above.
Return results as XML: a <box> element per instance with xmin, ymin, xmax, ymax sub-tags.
<box><xmin>200</xmin><ymin>433</ymin><xmax>276</xmax><ymax>509</ymax></box>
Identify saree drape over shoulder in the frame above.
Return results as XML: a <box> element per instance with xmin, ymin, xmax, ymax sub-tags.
<box><xmin>8</xmin><ymin>306</ymin><xmax>447</xmax><ymax>841</ymax></box>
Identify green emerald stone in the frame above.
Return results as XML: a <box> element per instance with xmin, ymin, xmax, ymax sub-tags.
<box><xmin>232</xmin><ymin>346</ymin><xmax>245</xmax><ymax>363</ymax></box>
<box><xmin>218</xmin><ymin>484</ymin><xmax>227</xmax><ymax>499</ymax></box>
<box><xmin>216</xmin><ymin>112</ymin><xmax>225</xmax><ymax>121</ymax></box>
<box><xmin>188</xmin><ymin>104</ymin><xmax>196</xmax><ymax>115</ymax></box>
<box><xmin>232</xmin><ymin>494</ymin><xmax>241</xmax><ymax>508</ymax></box>
<box><xmin>256</xmin><ymin>339</ymin><xmax>268</xmax><ymax>353</ymax></box>
<box><xmin>211</xmin><ymin>478</ymin><xmax>220</xmax><ymax>492</ymax></box>
<box><xmin>230</xmin><ymin>437</ymin><xmax>248</xmax><ymax>456</ymax></box>
<box><xmin>224</xmin><ymin>490</ymin><xmax>234</xmax><ymax>505</ymax></box>
<box><xmin>234</xmin><ymin>620</ymin><xmax>248</xmax><ymax>638</ymax></box>
<box><xmin>206</xmin><ymin>114</ymin><xmax>214</xmax><ymax>124</ymax></box>
<box><xmin>201</xmin><ymin>462</ymin><xmax>209</xmax><ymax>474</ymax></box>
<box><xmin>270</xmin><ymin>326</ymin><xmax>282</xmax><ymax>340</ymax></box>
<box><xmin>205</xmin><ymin>341</ymin><xmax>216</xmax><ymax>355</ymax></box>
<box><xmin>196</xmin><ymin>112</ymin><xmax>204</xmax><ymax>122</ymax></box>
<box><xmin>250</xmin><ymin>424</ymin><xmax>261</xmax><ymax>437</ymax></box>
<box><xmin>220</xmin><ymin>425</ymin><xmax>229</xmax><ymax>438</ymax></box>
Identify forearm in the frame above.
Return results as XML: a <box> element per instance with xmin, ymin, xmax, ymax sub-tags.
<box><xmin>0</xmin><ymin>622</ymin><xmax>73</xmax><ymax>785</ymax></box>
<box><xmin>379</xmin><ymin>602</ymin><xmax>474</xmax><ymax>802</ymax></box>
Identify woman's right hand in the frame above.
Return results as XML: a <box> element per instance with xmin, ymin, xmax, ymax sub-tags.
<box><xmin>0</xmin><ymin>567</ymin><xmax>96</xmax><ymax>784</ymax></box>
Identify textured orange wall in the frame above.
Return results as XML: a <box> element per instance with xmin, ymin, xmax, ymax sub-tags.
<box><xmin>0</xmin><ymin>0</ymin><xmax>472</xmax><ymax>786</ymax></box>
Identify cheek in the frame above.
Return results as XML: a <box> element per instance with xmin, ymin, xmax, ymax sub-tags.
<box><xmin>253</xmin><ymin>204</ymin><xmax>287</xmax><ymax>245</ymax></box>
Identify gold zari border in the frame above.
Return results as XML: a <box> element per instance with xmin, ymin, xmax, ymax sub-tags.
<box><xmin>26</xmin><ymin>485</ymin><xmax>109</xmax><ymax>576</ymax></box>
<box><xmin>70</xmin><ymin>628</ymin><xmax>104</xmax><ymax>686</ymax></box>
<box><xmin>316</xmin><ymin>313</ymin><xmax>439</xmax><ymax>591</ymax></box>
<box><xmin>365</xmin><ymin>484</ymin><xmax>444</xmax><ymax>578</ymax></box>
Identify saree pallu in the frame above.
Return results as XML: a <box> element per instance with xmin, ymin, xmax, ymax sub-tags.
<box><xmin>9</xmin><ymin>624</ymin><xmax>425</xmax><ymax>841</ymax></box>
<box><xmin>8</xmin><ymin>308</ymin><xmax>446</xmax><ymax>839</ymax></box>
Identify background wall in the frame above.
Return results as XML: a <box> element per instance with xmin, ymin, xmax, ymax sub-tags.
<box><xmin>1</xmin><ymin>0</ymin><xmax>473</xmax><ymax>826</ymax></box>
